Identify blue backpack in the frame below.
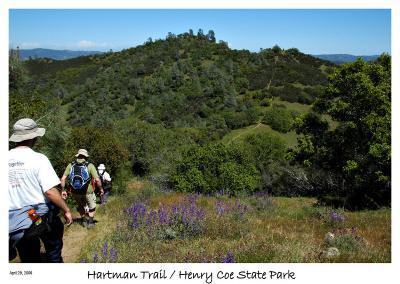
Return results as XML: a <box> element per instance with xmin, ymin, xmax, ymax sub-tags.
<box><xmin>69</xmin><ymin>161</ymin><xmax>91</xmax><ymax>192</ymax></box>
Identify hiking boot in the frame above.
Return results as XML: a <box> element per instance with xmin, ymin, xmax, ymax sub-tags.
<box><xmin>87</xmin><ymin>222</ymin><xmax>96</xmax><ymax>229</ymax></box>
<box><xmin>81</xmin><ymin>217</ymin><xmax>89</xmax><ymax>228</ymax></box>
<box><xmin>87</xmin><ymin>217</ymin><xmax>95</xmax><ymax>229</ymax></box>
<box><xmin>82</xmin><ymin>220</ymin><xmax>89</xmax><ymax>228</ymax></box>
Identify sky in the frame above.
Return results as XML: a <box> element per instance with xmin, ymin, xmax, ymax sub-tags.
<box><xmin>9</xmin><ymin>9</ymin><xmax>391</xmax><ymax>55</ymax></box>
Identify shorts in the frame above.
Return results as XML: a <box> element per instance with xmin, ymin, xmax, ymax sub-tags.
<box><xmin>72</xmin><ymin>192</ymin><xmax>96</xmax><ymax>212</ymax></box>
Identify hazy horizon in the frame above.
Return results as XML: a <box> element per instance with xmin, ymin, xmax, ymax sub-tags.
<box><xmin>9</xmin><ymin>9</ymin><xmax>391</xmax><ymax>55</ymax></box>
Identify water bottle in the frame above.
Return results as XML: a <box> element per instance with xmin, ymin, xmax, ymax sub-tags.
<box><xmin>28</xmin><ymin>208</ymin><xmax>42</xmax><ymax>225</ymax></box>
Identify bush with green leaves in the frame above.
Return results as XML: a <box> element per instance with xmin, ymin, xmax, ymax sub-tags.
<box><xmin>242</xmin><ymin>132</ymin><xmax>289</xmax><ymax>194</ymax></box>
<box><xmin>62</xmin><ymin>125</ymin><xmax>129</xmax><ymax>176</ymax></box>
<box><xmin>263</xmin><ymin>104</ymin><xmax>294</xmax><ymax>133</ymax></box>
<box><xmin>116</xmin><ymin>118</ymin><xmax>194</xmax><ymax>176</ymax></box>
<box><xmin>173</xmin><ymin>142</ymin><xmax>260</xmax><ymax>195</ymax></box>
<box><xmin>292</xmin><ymin>55</ymin><xmax>391</xmax><ymax>209</ymax></box>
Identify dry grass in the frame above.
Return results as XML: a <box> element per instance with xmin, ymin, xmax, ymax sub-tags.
<box><xmin>74</xmin><ymin>181</ymin><xmax>391</xmax><ymax>263</ymax></box>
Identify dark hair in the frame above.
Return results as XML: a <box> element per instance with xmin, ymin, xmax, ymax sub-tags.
<box><xmin>15</xmin><ymin>137</ymin><xmax>37</xmax><ymax>147</ymax></box>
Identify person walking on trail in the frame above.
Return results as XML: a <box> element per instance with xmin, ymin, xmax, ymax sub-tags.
<box><xmin>60</xmin><ymin>149</ymin><xmax>104</xmax><ymax>228</ymax></box>
<box><xmin>97</xmin><ymin>164</ymin><xmax>112</xmax><ymax>204</ymax></box>
<box><xmin>8</xmin><ymin>118</ymin><xmax>73</xmax><ymax>263</ymax></box>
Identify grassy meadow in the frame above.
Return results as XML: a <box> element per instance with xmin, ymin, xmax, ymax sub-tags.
<box><xmin>221</xmin><ymin>97</ymin><xmax>337</xmax><ymax>148</ymax></box>
<box><xmin>68</xmin><ymin>179</ymin><xmax>390</xmax><ymax>263</ymax></box>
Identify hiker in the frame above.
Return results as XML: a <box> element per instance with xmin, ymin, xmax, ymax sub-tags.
<box><xmin>9</xmin><ymin>118</ymin><xmax>73</xmax><ymax>263</ymax></box>
<box><xmin>60</xmin><ymin>149</ymin><xmax>104</xmax><ymax>228</ymax></box>
<box><xmin>97</xmin><ymin>164</ymin><xmax>112</xmax><ymax>204</ymax></box>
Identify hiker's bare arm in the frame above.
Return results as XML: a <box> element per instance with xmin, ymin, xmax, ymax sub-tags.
<box><xmin>45</xmin><ymin>188</ymin><xmax>73</xmax><ymax>225</ymax></box>
<box><xmin>60</xmin><ymin>175</ymin><xmax>68</xmax><ymax>199</ymax></box>
<box><xmin>95</xmin><ymin>177</ymin><xmax>104</xmax><ymax>195</ymax></box>
<box><xmin>45</xmin><ymin>188</ymin><xmax>70</xmax><ymax>212</ymax></box>
<box><xmin>60</xmin><ymin>175</ymin><xmax>67</xmax><ymax>190</ymax></box>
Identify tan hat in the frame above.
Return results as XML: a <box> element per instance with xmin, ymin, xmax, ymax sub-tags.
<box><xmin>9</xmin><ymin>118</ymin><xmax>46</xmax><ymax>142</ymax></box>
<box><xmin>75</xmin><ymin>149</ymin><xmax>89</xmax><ymax>157</ymax></box>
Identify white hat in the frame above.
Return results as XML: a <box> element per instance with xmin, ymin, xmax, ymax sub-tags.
<box><xmin>75</xmin><ymin>149</ymin><xmax>89</xmax><ymax>157</ymax></box>
<box><xmin>98</xmin><ymin>164</ymin><xmax>106</xmax><ymax>170</ymax></box>
<box><xmin>9</xmin><ymin>118</ymin><xmax>46</xmax><ymax>142</ymax></box>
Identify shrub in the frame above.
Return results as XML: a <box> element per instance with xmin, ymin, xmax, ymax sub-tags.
<box><xmin>293</xmin><ymin>56</ymin><xmax>391</xmax><ymax>209</ymax></box>
<box><xmin>279</xmin><ymin>84</ymin><xmax>303</xmax><ymax>103</ymax></box>
<box><xmin>112</xmin><ymin>165</ymin><xmax>132</xmax><ymax>196</ymax></box>
<box><xmin>116</xmin><ymin>118</ymin><xmax>194</xmax><ymax>176</ymax></box>
<box><xmin>224</xmin><ymin>111</ymin><xmax>250</xmax><ymax>129</ymax></box>
<box><xmin>263</xmin><ymin>104</ymin><xmax>293</xmax><ymax>133</ymax></box>
<box><xmin>62</xmin><ymin>125</ymin><xmax>129</xmax><ymax>175</ymax></box>
<box><xmin>172</xmin><ymin>142</ymin><xmax>260</xmax><ymax>195</ymax></box>
<box><xmin>241</xmin><ymin>132</ymin><xmax>288</xmax><ymax>194</ymax></box>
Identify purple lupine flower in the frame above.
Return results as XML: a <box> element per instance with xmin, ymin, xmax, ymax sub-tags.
<box><xmin>172</xmin><ymin>205</ymin><xmax>178</xmax><ymax>215</ymax></box>
<box><xmin>181</xmin><ymin>212</ymin><xmax>188</xmax><ymax>225</ymax></box>
<box><xmin>80</xmin><ymin>258</ymin><xmax>88</xmax><ymax>263</ymax></box>
<box><xmin>93</xmin><ymin>253</ymin><xmax>99</xmax><ymax>263</ymax></box>
<box><xmin>145</xmin><ymin>212</ymin><xmax>152</xmax><ymax>226</ymax></box>
<box><xmin>330</xmin><ymin>211</ymin><xmax>345</xmax><ymax>222</ymax></box>
<box><xmin>197</xmin><ymin>208</ymin><xmax>205</xmax><ymax>219</ymax></box>
<box><xmin>110</xmin><ymin>248</ymin><xmax>118</xmax><ymax>263</ymax></box>
<box><xmin>222</xmin><ymin>252</ymin><xmax>235</xmax><ymax>263</ymax></box>
<box><xmin>131</xmin><ymin>213</ymin><xmax>139</xmax><ymax>228</ymax></box>
<box><xmin>254</xmin><ymin>191</ymin><xmax>269</xmax><ymax>198</ymax></box>
<box><xmin>235</xmin><ymin>201</ymin><xmax>249</xmax><ymax>218</ymax></box>
<box><xmin>189</xmin><ymin>204</ymin><xmax>196</xmax><ymax>215</ymax></box>
<box><xmin>186</xmin><ymin>193</ymin><xmax>200</xmax><ymax>204</ymax></box>
<box><xmin>134</xmin><ymin>203</ymin><xmax>147</xmax><ymax>218</ymax></box>
<box><xmin>102</xmin><ymin>242</ymin><xmax>109</xmax><ymax>257</ymax></box>
<box><xmin>215</xmin><ymin>200</ymin><xmax>226</xmax><ymax>216</ymax></box>
<box><xmin>125</xmin><ymin>194</ymin><xmax>206</xmax><ymax>238</ymax></box>
<box><xmin>147</xmin><ymin>210</ymin><xmax>157</xmax><ymax>226</ymax></box>
<box><xmin>158</xmin><ymin>207</ymin><xmax>169</xmax><ymax>224</ymax></box>
<box><xmin>128</xmin><ymin>203</ymin><xmax>148</xmax><ymax>228</ymax></box>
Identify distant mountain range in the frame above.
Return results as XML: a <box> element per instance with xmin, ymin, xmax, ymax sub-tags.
<box><xmin>13</xmin><ymin>48</ymin><xmax>380</xmax><ymax>65</ymax></box>
<box><xmin>312</xmin><ymin>54</ymin><xmax>380</xmax><ymax>64</ymax></box>
<box><xmin>16</xmin><ymin>48</ymin><xmax>103</xmax><ymax>60</ymax></box>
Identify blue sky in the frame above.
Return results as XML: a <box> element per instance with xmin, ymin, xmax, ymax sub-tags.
<box><xmin>9</xmin><ymin>9</ymin><xmax>391</xmax><ymax>55</ymax></box>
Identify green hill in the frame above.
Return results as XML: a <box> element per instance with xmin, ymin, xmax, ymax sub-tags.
<box><xmin>15</xmin><ymin>30</ymin><xmax>389</xmax><ymax>203</ymax></box>
<box><xmin>9</xmin><ymin>32</ymin><xmax>391</xmax><ymax>265</ymax></box>
<box><xmin>10</xmin><ymin>30</ymin><xmax>337</xmax><ymax>195</ymax></box>
<box><xmin>23</xmin><ymin>32</ymin><xmax>331</xmax><ymax>131</ymax></box>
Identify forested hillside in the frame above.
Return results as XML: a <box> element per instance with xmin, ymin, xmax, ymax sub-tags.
<box><xmin>9</xmin><ymin>30</ymin><xmax>390</xmax><ymax>210</ymax></box>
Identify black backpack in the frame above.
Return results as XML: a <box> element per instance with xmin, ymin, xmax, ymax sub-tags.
<box><xmin>98</xmin><ymin>171</ymin><xmax>111</xmax><ymax>190</ymax></box>
<box><xmin>68</xmin><ymin>161</ymin><xmax>91</xmax><ymax>192</ymax></box>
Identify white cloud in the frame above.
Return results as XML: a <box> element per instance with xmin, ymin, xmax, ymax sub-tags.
<box><xmin>20</xmin><ymin>42</ymin><xmax>40</xmax><ymax>49</ymax></box>
<box><xmin>77</xmin><ymin>40</ymin><xmax>96</xmax><ymax>48</ymax></box>
<box><xmin>75</xmin><ymin>40</ymin><xmax>108</xmax><ymax>50</ymax></box>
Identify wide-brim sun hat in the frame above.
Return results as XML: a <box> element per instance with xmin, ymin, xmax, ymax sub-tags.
<box><xmin>75</xmin><ymin>149</ymin><xmax>89</xmax><ymax>157</ymax></box>
<box><xmin>98</xmin><ymin>164</ymin><xmax>106</xmax><ymax>170</ymax></box>
<box><xmin>9</xmin><ymin>118</ymin><xmax>46</xmax><ymax>142</ymax></box>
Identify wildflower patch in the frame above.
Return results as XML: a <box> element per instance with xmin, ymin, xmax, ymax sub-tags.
<box><xmin>124</xmin><ymin>194</ymin><xmax>206</xmax><ymax>239</ymax></box>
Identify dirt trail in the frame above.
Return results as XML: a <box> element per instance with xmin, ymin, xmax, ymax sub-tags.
<box><xmin>61</xmin><ymin>180</ymin><xmax>143</xmax><ymax>262</ymax></box>
<box><xmin>229</xmin><ymin>122</ymin><xmax>262</xmax><ymax>143</ymax></box>
<box><xmin>11</xmin><ymin>180</ymin><xmax>141</xmax><ymax>263</ymax></box>
<box><xmin>62</xmin><ymin>211</ymin><xmax>110</xmax><ymax>262</ymax></box>
<box><xmin>62</xmin><ymin>218</ymin><xmax>89</xmax><ymax>262</ymax></box>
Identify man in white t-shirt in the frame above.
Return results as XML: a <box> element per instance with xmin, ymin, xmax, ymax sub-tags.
<box><xmin>9</xmin><ymin>118</ymin><xmax>73</xmax><ymax>263</ymax></box>
<box><xmin>97</xmin><ymin>164</ymin><xmax>112</xmax><ymax>204</ymax></box>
